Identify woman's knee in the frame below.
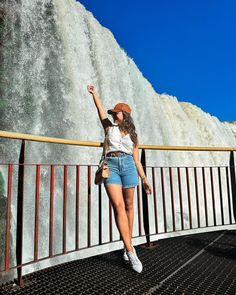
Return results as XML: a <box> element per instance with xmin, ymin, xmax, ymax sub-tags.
<box><xmin>123</xmin><ymin>189</ymin><xmax>135</xmax><ymax>211</ymax></box>
<box><xmin>105</xmin><ymin>184</ymin><xmax>126</xmax><ymax>214</ymax></box>
<box><xmin>112</xmin><ymin>201</ymin><xmax>125</xmax><ymax>215</ymax></box>
<box><xmin>124</xmin><ymin>201</ymin><xmax>133</xmax><ymax>211</ymax></box>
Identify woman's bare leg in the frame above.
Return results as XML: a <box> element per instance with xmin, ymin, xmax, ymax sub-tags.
<box><xmin>123</xmin><ymin>187</ymin><xmax>135</xmax><ymax>243</ymax></box>
<box><xmin>105</xmin><ymin>184</ymin><xmax>133</xmax><ymax>252</ymax></box>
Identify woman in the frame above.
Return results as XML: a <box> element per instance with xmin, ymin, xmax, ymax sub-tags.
<box><xmin>87</xmin><ymin>85</ymin><xmax>152</xmax><ymax>273</ymax></box>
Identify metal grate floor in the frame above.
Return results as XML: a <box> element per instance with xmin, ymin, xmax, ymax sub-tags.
<box><xmin>1</xmin><ymin>230</ymin><xmax>236</xmax><ymax>295</ymax></box>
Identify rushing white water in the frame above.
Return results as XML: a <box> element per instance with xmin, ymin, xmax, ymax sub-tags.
<box><xmin>0</xmin><ymin>0</ymin><xmax>235</xmax><ymax>281</ymax></box>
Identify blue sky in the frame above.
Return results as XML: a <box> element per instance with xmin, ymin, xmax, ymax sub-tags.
<box><xmin>78</xmin><ymin>0</ymin><xmax>236</xmax><ymax>122</ymax></box>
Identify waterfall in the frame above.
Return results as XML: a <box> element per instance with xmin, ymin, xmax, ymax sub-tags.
<box><xmin>0</xmin><ymin>0</ymin><xmax>235</xmax><ymax>281</ymax></box>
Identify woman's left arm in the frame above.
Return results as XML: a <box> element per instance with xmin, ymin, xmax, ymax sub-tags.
<box><xmin>133</xmin><ymin>145</ymin><xmax>152</xmax><ymax>195</ymax></box>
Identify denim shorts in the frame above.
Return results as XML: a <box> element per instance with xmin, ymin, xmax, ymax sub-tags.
<box><xmin>103</xmin><ymin>153</ymin><xmax>139</xmax><ymax>188</ymax></box>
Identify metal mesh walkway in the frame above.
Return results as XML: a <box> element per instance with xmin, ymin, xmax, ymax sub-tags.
<box><xmin>1</xmin><ymin>230</ymin><xmax>236</xmax><ymax>295</ymax></box>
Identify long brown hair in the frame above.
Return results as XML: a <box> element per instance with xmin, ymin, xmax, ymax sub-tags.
<box><xmin>119</xmin><ymin>111</ymin><xmax>138</xmax><ymax>147</ymax></box>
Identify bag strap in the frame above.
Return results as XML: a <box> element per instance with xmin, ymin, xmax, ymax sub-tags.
<box><xmin>101</xmin><ymin>128</ymin><xmax>109</xmax><ymax>161</ymax></box>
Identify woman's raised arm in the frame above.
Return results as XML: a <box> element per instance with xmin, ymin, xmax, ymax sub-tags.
<box><xmin>87</xmin><ymin>85</ymin><xmax>112</xmax><ymax>131</ymax></box>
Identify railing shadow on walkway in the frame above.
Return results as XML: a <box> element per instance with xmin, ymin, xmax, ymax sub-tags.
<box><xmin>0</xmin><ymin>130</ymin><xmax>236</xmax><ymax>287</ymax></box>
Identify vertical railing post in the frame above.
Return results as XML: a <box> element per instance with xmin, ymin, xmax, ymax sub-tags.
<box><xmin>63</xmin><ymin>165</ymin><xmax>68</xmax><ymax>254</ymax></box>
<box><xmin>16</xmin><ymin>140</ymin><xmax>26</xmax><ymax>287</ymax></box>
<box><xmin>5</xmin><ymin>164</ymin><xmax>13</xmax><ymax>272</ymax></box>
<box><xmin>141</xmin><ymin>149</ymin><xmax>151</xmax><ymax>247</ymax></box>
<box><xmin>75</xmin><ymin>165</ymin><xmax>80</xmax><ymax>250</ymax></box>
<box><xmin>152</xmin><ymin>167</ymin><xmax>158</xmax><ymax>234</ymax></box>
<box><xmin>161</xmin><ymin>167</ymin><xmax>167</xmax><ymax>233</ymax></box>
<box><xmin>230</xmin><ymin>151</ymin><xmax>236</xmax><ymax>221</ymax></box>
<box><xmin>34</xmin><ymin>165</ymin><xmax>40</xmax><ymax>262</ymax></box>
<box><xmin>169</xmin><ymin>167</ymin><xmax>175</xmax><ymax>231</ymax></box>
<box><xmin>87</xmin><ymin>166</ymin><xmax>91</xmax><ymax>248</ymax></box>
<box><xmin>109</xmin><ymin>201</ymin><xmax>113</xmax><ymax>243</ymax></box>
<box><xmin>137</xmin><ymin>184</ymin><xmax>142</xmax><ymax>237</ymax></box>
<box><xmin>177</xmin><ymin>167</ymin><xmax>184</xmax><ymax>230</ymax></box>
<box><xmin>226</xmin><ymin>166</ymin><xmax>232</xmax><ymax>224</ymax></box>
<box><xmin>186</xmin><ymin>167</ymin><xmax>192</xmax><ymax>229</ymax></box>
<box><xmin>49</xmin><ymin>165</ymin><xmax>55</xmax><ymax>257</ymax></box>
<box><xmin>202</xmin><ymin>168</ymin><xmax>209</xmax><ymax>227</ymax></box>
<box><xmin>98</xmin><ymin>184</ymin><xmax>102</xmax><ymax>245</ymax></box>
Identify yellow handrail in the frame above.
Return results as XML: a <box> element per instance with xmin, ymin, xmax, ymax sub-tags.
<box><xmin>0</xmin><ymin>130</ymin><xmax>102</xmax><ymax>147</ymax></box>
<box><xmin>0</xmin><ymin>130</ymin><xmax>236</xmax><ymax>151</ymax></box>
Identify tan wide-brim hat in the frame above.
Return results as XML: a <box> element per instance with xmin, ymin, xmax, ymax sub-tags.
<box><xmin>108</xmin><ymin>103</ymin><xmax>132</xmax><ymax>114</ymax></box>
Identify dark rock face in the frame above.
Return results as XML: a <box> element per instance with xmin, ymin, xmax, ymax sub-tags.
<box><xmin>0</xmin><ymin>8</ymin><xmax>5</xmax><ymax>20</ymax></box>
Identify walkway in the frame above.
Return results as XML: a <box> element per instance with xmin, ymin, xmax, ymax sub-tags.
<box><xmin>1</xmin><ymin>230</ymin><xmax>236</xmax><ymax>294</ymax></box>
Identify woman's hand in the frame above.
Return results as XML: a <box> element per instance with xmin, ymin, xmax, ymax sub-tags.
<box><xmin>142</xmin><ymin>178</ymin><xmax>152</xmax><ymax>195</ymax></box>
<box><xmin>87</xmin><ymin>85</ymin><xmax>96</xmax><ymax>94</ymax></box>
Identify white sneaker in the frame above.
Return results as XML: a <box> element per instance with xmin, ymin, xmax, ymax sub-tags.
<box><xmin>127</xmin><ymin>247</ymin><xmax>143</xmax><ymax>273</ymax></box>
<box><xmin>123</xmin><ymin>248</ymin><xmax>129</xmax><ymax>261</ymax></box>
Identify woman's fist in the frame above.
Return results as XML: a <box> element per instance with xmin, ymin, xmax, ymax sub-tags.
<box><xmin>142</xmin><ymin>178</ymin><xmax>152</xmax><ymax>195</ymax></box>
<box><xmin>87</xmin><ymin>85</ymin><xmax>96</xmax><ymax>94</ymax></box>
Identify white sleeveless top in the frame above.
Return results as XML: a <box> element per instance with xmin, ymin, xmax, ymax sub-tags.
<box><xmin>105</xmin><ymin>124</ymin><xmax>134</xmax><ymax>155</ymax></box>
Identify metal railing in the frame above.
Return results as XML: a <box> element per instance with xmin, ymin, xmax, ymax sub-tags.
<box><xmin>0</xmin><ymin>130</ymin><xmax>236</xmax><ymax>287</ymax></box>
